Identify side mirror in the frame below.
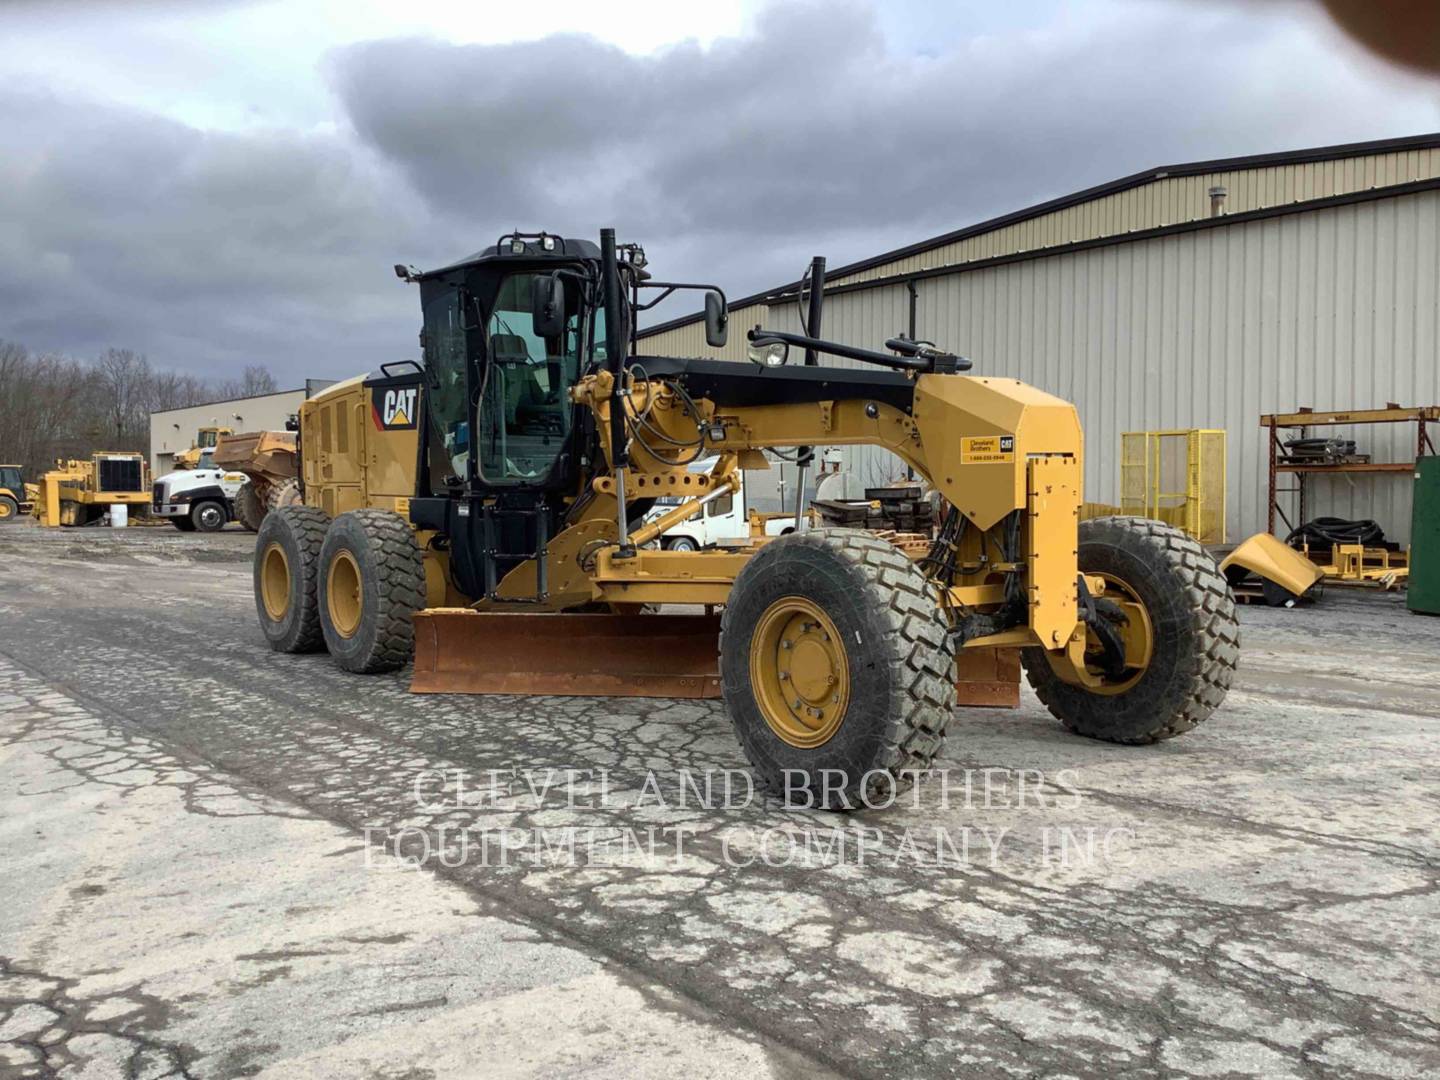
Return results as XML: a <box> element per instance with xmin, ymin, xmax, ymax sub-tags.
<box><xmin>704</xmin><ymin>291</ymin><xmax>729</xmax><ymax>348</ymax></box>
<box><xmin>531</xmin><ymin>275</ymin><xmax>566</xmax><ymax>338</ymax></box>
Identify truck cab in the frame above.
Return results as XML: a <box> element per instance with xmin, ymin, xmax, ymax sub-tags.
<box><xmin>152</xmin><ymin>460</ymin><xmax>247</xmax><ymax>532</ymax></box>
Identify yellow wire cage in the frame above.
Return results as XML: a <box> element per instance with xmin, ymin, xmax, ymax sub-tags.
<box><xmin>1119</xmin><ymin>430</ymin><xmax>1227</xmax><ymax>544</ymax></box>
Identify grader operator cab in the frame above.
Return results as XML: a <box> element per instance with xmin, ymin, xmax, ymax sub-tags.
<box><xmin>253</xmin><ymin>229</ymin><xmax>1239</xmax><ymax>807</ymax></box>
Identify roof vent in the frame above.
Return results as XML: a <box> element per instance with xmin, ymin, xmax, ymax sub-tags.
<box><xmin>1208</xmin><ymin>185</ymin><xmax>1228</xmax><ymax>217</ymax></box>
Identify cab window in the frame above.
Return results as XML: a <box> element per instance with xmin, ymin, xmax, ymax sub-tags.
<box><xmin>477</xmin><ymin>273</ymin><xmax>586</xmax><ymax>484</ymax></box>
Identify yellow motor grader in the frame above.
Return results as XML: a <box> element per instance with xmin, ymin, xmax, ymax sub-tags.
<box><xmin>252</xmin><ymin>230</ymin><xmax>1239</xmax><ymax>806</ymax></box>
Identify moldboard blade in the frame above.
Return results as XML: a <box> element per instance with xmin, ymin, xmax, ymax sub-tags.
<box><xmin>410</xmin><ymin>610</ymin><xmax>723</xmax><ymax>698</ymax></box>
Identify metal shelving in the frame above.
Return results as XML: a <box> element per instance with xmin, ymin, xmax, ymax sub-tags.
<box><xmin>1262</xmin><ymin>406</ymin><xmax>1439</xmax><ymax>536</ymax></box>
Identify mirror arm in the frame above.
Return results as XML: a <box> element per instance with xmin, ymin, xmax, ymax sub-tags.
<box><xmin>635</xmin><ymin>281</ymin><xmax>728</xmax><ymax>307</ymax></box>
<box><xmin>747</xmin><ymin>328</ymin><xmax>969</xmax><ymax>373</ymax></box>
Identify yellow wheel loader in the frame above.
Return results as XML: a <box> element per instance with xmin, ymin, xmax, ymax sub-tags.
<box><xmin>251</xmin><ymin>230</ymin><xmax>1240</xmax><ymax>807</ymax></box>
<box><xmin>173</xmin><ymin>425</ymin><xmax>233</xmax><ymax>470</ymax></box>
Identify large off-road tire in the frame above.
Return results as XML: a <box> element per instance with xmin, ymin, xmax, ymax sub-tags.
<box><xmin>317</xmin><ymin>509</ymin><xmax>425</xmax><ymax>674</ymax></box>
<box><xmin>267</xmin><ymin>479</ymin><xmax>303</xmax><ymax>512</ymax></box>
<box><xmin>234</xmin><ymin>481</ymin><xmax>265</xmax><ymax>532</ymax></box>
<box><xmin>720</xmin><ymin>528</ymin><xmax>955</xmax><ymax>809</ymax></box>
<box><xmin>0</xmin><ymin>495</ymin><xmax>19</xmax><ymax>522</ymax></box>
<box><xmin>254</xmin><ymin>505</ymin><xmax>330</xmax><ymax>653</ymax></box>
<box><xmin>1021</xmin><ymin>516</ymin><xmax>1239</xmax><ymax>744</ymax></box>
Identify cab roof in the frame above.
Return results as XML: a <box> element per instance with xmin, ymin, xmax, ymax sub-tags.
<box><xmin>417</xmin><ymin>236</ymin><xmax>601</xmax><ymax>281</ymax></box>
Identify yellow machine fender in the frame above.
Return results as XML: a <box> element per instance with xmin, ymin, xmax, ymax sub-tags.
<box><xmin>1219</xmin><ymin>533</ymin><xmax>1324</xmax><ymax>599</ymax></box>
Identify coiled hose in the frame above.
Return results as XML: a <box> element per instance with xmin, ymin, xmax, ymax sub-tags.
<box><xmin>1286</xmin><ymin>517</ymin><xmax>1386</xmax><ymax>548</ymax></box>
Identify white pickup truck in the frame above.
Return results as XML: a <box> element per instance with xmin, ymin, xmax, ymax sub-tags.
<box><xmin>642</xmin><ymin>461</ymin><xmax>798</xmax><ymax>551</ymax></box>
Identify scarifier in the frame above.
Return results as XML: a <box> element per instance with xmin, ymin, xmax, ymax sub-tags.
<box><xmin>251</xmin><ymin>229</ymin><xmax>1240</xmax><ymax>806</ymax></box>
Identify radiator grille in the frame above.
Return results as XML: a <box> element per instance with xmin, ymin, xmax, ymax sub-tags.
<box><xmin>98</xmin><ymin>456</ymin><xmax>144</xmax><ymax>493</ymax></box>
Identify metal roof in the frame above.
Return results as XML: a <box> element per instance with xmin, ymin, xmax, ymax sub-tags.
<box><xmin>639</xmin><ymin>131</ymin><xmax>1440</xmax><ymax>338</ymax></box>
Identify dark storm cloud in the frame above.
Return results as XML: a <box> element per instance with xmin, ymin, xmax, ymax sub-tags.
<box><xmin>331</xmin><ymin>0</ymin><xmax>1438</xmax><ymax>305</ymax></box>
<box><xmin>0</xmin><ymin>0</ymin><xmax>1435</xmax><ymax>376</ymax></box>
<box><xmin>0</xmin><ymin>88</ymin><xmax>441</xmax><ymax>376</ymax></box>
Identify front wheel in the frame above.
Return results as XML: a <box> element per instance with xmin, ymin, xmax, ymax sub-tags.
<box><xmin>0</xmin><ymin>496</ymin><xmax>18</xmax><ymax>522</ymax></box>
<box><xmin>1021</xmin><ymin>516</ymin><xmax>1239</xmax><ymax>744</ymax></box>
<box><xmin>720</xmin><ymin>528</ymin><xmax>955</xmax><ymax>809</ymax></box>
<box><xmin>664</xmin><ymin>536</ymin><xmax>699</xmax><ymax>552</ymax></box>
<box><xmin>191</xmin><ymin>500</ymin><xmax>227</xmax><ymax>533</ymax></box>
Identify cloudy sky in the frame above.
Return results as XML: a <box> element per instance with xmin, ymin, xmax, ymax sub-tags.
<box><xmin>1</xmin><ymin>0</ymin><xmax>1436</xmax><ymax>382</ymax></box>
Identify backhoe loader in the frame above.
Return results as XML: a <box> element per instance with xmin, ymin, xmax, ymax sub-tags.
<box><xmin>252</xmin><ymin>230</ymin><xmax>1239</xmax><ymax>806</ymax></box>
<box><xmin>0</xmin><ymin>464</ymin><xmax>35</xmax><ymax>522</ymax></box>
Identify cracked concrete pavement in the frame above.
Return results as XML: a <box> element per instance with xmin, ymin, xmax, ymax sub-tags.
<box><xmin>0</xmin><ymin>523</ymin><xmax>1437</xmax><ymax>1078</ymax></box>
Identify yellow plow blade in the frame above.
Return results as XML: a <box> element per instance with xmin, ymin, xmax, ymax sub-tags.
<box><xmin>410</xmin><ymin>610</ymin><xmax>723</xmax><ymax>698</ymax></box>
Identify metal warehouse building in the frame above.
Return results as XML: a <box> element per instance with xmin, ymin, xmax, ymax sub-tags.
<box><xmin>639</xmin><ymin>134</ymin><xmax>1440</xmax><ymax>544</ymax></box>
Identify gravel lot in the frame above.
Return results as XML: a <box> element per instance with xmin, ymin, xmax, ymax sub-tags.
<box><xmin>1</xmin><ymin>520</ymin><xmax>1437</xmax><ymax>1078</ymax></box>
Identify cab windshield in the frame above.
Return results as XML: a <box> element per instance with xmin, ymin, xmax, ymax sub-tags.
<box><xmin>477</xmin><ymin>273</ymin><xmax>593</xmax><ymax>484</ymax></box>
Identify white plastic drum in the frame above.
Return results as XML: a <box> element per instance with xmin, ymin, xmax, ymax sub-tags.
<box><xmin>109</xmin><ymin>504</ymin><xmax>129</xmax><ymax>528</ymax></box>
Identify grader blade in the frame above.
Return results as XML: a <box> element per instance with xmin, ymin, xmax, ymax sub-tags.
<box><xmin>410</xmin><ymin>610</ymin><xmax>723</xmax><ymax>698</ymax></box>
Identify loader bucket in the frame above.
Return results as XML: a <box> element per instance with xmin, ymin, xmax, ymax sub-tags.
<box><xmin>410</xmin><ymin>610</ymin><xmax>723</xmax><ymax>698</ymax></box>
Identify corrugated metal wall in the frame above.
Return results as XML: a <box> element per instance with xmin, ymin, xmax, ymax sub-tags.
<box><xmin>640</xmin><ymin>302</ymin><xmax>769</xmax><ymax>362</ymax></box>
<box><xmin>811</xmin><ymin>187</ymin><xmax>1440</xmax><ymax>544</ymax></box>
<box><xmin>828</xmin><ymin>147</ymin><xmax>1440</xmax><ymax>287</ymax></box>
<box><xmin>641</xmin><ymin>145</ymin><xmax>1440</xmax><ymax>358</ymax></box>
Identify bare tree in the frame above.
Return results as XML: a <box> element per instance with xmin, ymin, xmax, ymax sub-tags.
<box><xmin>216</xmin><ymin>364</ymin><xmax>279</xmax><ymax>401</ymax></box>
<box><xmin>94</xmin><ymin>347</ymin><xmax>153</xmax><ymax>449</ymax></box>
<box><xmin>0</xmin><ymin>342</ymin><xmax>102</xmax><ymax>472</ymax></box>
<box><xmin>241</xmin><ymin>364</ymin><xmax>278</xmax><ymax>396</ymax></box>
<box><xmin>1</xmin><ymin>340</ymin><xmax>289</xmax><ymax>474</ymax></box>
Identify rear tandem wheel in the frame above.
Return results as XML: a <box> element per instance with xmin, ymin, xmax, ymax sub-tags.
<box><xmin>253</xmin><ymin>505</ymin><xmax>330</xmax><ymax>653</ymax></box>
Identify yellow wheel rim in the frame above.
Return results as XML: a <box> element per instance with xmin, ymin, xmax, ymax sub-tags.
<box><xmin>260</xmin><ymin>543</ymin><xmax>291</xmax><ymax>621</ymax></box>
<box><xmin>750</xmin><ymin>597</ymin><xmax>850</xmax><ymax>748</ymax></box>
<box><xmin>0</xmin><ymin>500</ymin><xmax>12</xmax><ymax>519</ymax></box>
<box><xmin>326</xmin><ymin>549</ymin><xmax>364</xmax><ymax>639</ymax></box>
<box><xmin>1083</xmin><ymin>572</ymin><xmax>1155</xmax><ymax>695</ymax></box>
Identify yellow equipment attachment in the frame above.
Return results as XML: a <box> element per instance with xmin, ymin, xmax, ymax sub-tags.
<box><xmin>1220</xmin><ymin>533</ymin><xmax>1325</xmax><ymax>604</ymax></box>
<box><xmin>213</xmin><ymin>429</ymin><xmax>297</xmax><ymax>478</ymax></box>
